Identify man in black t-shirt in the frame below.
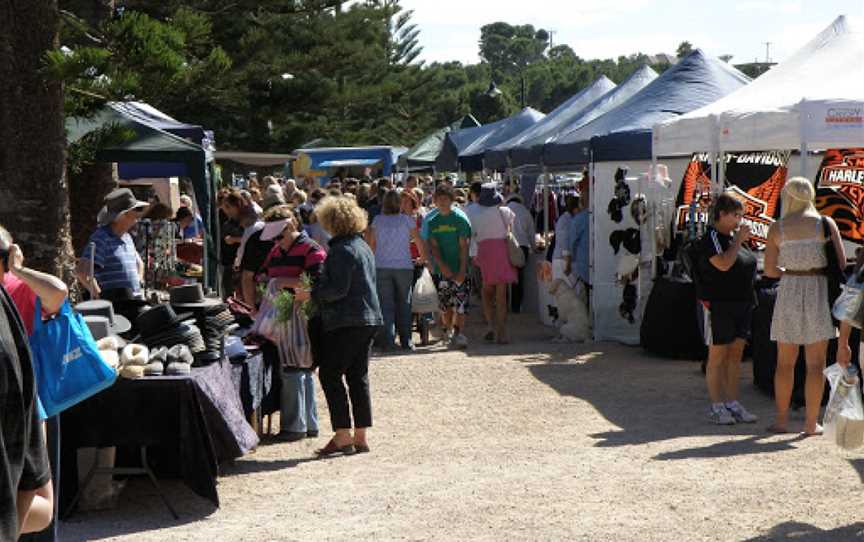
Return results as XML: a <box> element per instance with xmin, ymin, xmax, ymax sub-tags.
<box><xmin>0</xmin><ymin>285</ymin><xmax>52</xmax><ymax>539</ymax></box>
<box><xmin>238</xmin><ymin>214</ymin><xmax>277</xmax><ymax>309</ymax></box>
<box><xmin>697</xmin><ymin>193</ymin><xmax>759</xmax><ymax>426</ymax></box>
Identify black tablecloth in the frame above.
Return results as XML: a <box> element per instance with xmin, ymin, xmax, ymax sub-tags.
<box><xmin>641</xmin><ymin>278</ymin><xmax>708</xmax><ymax>360</ymax></box>
<box><xmin>60</xmin><ymin>359</ymin><xmax>259</xmax><ymax>514</ymax></box>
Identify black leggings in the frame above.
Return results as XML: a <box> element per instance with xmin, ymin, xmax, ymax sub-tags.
<box><xmin>318</xmin><ymin>326</ymin><xmax>378</xmax><ymax>430</ymax></box>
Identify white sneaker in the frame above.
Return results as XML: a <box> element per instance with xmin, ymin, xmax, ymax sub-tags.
<box><xmin>451</xmin><ymin>334</ymin><xmax>468</xmax><ymax>350</ymax></box>
<box><xmin>725</xmin><ymin>401</ymin><xmax>758</xmax><ymax>423</ymax></box>
<box><xmin>709</xmin><ymin>404</ymin><xmax>735</xmax><ymax>425</ymax></box>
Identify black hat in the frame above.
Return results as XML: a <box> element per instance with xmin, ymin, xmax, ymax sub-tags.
<box><xmin>76</xmin><ymin>300</ymin><xmax>132</xmax><ymax>335</ymax></box>
<box><xmin>98</xmin><ymin>188</ymin><xmax>149</xmax><ymax>226</ymax></box>
<box><xmin>136</xmin><ymin>304</ymin><xmax>194</xmax><ymax>339</ymax></box>
<box><xmin>169</xmin><ymin>284</ymin><xmax>223</xmax><ymax>309</ymax></box>
<box><xmin>478</xmin><ymin>183</ymin><xmax>503</xmax><ymax>207</ymax></box>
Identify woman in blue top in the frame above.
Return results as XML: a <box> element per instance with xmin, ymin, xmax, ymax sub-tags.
<box><xmin>366</xmin><ymin>190</ymin><xmax>424</xmax><ymax>351</ymax></box>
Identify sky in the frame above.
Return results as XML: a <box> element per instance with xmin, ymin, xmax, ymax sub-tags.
<box><xmin>396</xmin><ymin>0</ymin><xmax>864</xmax><ymax>66</ymax></box>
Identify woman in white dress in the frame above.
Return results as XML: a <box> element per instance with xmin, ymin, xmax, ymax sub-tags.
<box><xmin>764</xmin><ymin>177</ymin><xmax>845</xmax><ymax>436</ymax></box>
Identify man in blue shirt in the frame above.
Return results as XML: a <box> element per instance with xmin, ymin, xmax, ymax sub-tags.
<box><xmin>569</xmin><ymin>197</ymin><xmax>590</xmax><ymax>288</ymax></box>
<box><xmin>76</xmin><ymin>188</ymin><xmax>147</xmax><ymax>301</ymax></box>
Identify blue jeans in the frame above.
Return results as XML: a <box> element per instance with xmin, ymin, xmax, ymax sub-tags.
<box><xmin>376</xmin><ymin>268</ymin><xmax>414</xmax><ymax>348</ymax></box>
<box><xmin>280</xmin><ymin>368</ymin><xmax>319</xmax><ymax>434</ymax></box>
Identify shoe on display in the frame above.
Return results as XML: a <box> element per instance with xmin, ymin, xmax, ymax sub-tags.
<box><xmin>725</xmin><ymin>401</ymin><xmax>758</xmax><ymax>423</ymax></box>
<box><xmin>708</xmin><ymin>404</ymin><xmax>736</xmax><ymax>425</ymax></box>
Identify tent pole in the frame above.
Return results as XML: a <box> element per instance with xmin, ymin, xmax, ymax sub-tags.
<box><xmin>542</xmin><ymin>164</ymin><xmax>550</xmax><ymax>238</ymax></box>
<box><xmin>588</xmin><ymin>153</ymin><xmax>595</xmax><ymax>341</ymax></box>
<box><xmin>800</xmin><ymin>142</ymin><xmax>809</xmax><ymax>177</ymax></box>
<box><xmin>717</xmin><ymin>150</ymin><xmax>726</xmax><ymax>194</ymax></box>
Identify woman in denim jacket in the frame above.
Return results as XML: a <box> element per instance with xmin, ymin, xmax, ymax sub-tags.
<box><xmin>296</xmin><ymin>196</ymin><xmax>383</xmax><ymax>456</ymax></box>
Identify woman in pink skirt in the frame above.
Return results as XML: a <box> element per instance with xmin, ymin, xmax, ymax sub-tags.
<box><xmin>471</xmin><ymin>183</ymin><xmax>517</xmax><ymax>343</ymax></box>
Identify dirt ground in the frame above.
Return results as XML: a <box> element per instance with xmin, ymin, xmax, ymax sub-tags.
<box><xmin>61</xmin><ymin>312</ymin><xmax>864</xmax><ymax>542</ymax></box>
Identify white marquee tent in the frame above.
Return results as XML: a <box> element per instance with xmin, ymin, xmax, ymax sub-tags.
<box><xmin>653</xmin><ymin>15</ymin><xmax>864</xmax><ymax>161</ymax></box>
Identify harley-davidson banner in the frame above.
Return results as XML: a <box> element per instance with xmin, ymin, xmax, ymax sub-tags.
<box><xmin>675</xmin><ymin>151</ymin><xmax>791</xmax><ymax>249</ymax></box>
<box><xmin>815</xmin><ymin>149</ymin><xmax>864</xmax><ymax>244</ymax></box>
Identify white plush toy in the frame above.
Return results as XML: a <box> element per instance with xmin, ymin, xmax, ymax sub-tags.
<box><xmin>549</xmin><ymin>279</ymin><xmax>591</xmax><ymax>343</ymax></box>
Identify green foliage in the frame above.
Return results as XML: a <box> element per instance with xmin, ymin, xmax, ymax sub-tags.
<box><xmin>677</xmin><ymin>41</ymin><xmax>694</xmax><ymax>59</ymax></box>
<box><xmin>56</xmin><ymin>2</ymin><xmax>684</xmax><ymax>160</ymax></box>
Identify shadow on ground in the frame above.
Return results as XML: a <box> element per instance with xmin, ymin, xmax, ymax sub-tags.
<box><xmin>59</xmin><ymin>478</ymin><xmax>217</xmax><ymax>541</ymax></box>
<box><xmin>506</xmin><ymin>331</ymin><xmax>804</xmax><ymax>458</ymax></box>
<box><xmin>741</xmin><ymin>521</ymin><xmax>864</xmax><ymax>541</ymax></box>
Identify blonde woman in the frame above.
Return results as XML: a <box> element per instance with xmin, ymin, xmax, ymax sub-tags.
<box><xmin>764</xmin><ymin>177</ymin><xmax>846</xmax><ymax>436</ymax></box>
<box><xmin>295</xmin><ymin>197</ymin><xmax>383</xmax><ymax>456</ymax></box>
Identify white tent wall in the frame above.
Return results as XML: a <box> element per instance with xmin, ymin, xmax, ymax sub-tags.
<box><xmin>591</xmin><ymin>158</ymin><xmax>690</xmax><ymax>345</ymax></box>
<box><xmin>593</xmin><ymin>152</ymin><xmax>823</xmax><ymax>345</ymax></box>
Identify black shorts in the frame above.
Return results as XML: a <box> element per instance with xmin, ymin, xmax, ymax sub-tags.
<box><xmin>702</xmin><ymin>301</ymin><xmax>754</xmax><ymax>346</ymax></box>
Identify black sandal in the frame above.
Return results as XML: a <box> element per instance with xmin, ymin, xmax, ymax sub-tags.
<box><xmin>354</xmin><ymin>443</ymin><xmax>370</xmax><ymax>454</ymax></box>
<box><xmin>315</xmin><ymin>440</ymin><xmax>355</xmax><ymax>457</ymax></box>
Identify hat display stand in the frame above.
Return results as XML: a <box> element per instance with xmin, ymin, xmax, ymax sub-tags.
<box><xmin>168</xmin><ymin>285</ymin><xmax>236</xmax><ymax>367</ymax></box>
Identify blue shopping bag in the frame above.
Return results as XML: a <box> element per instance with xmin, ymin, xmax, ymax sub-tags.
<box><xmin>30</xmin><ymin>299</ymin><xmax>117</xmax><ymax>417</ymax></box>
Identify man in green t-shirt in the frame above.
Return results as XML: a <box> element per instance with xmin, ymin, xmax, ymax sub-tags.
<box><xmin>426</xmin><ymin>184</ymin><xmax>472</xmax><ymax>349</ymax></box>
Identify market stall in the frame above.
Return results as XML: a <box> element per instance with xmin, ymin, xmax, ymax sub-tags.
<box><xmin>398</xmin><ymin>115</ymin><xmax>481</xmax><ymax>172</ymax></box>
<box><xmin>66</xmin><ymin>103</ymin><xmax>220</xmax><ymax>291</ymax></box>
<box><xmin>437</xmin><ymin>107</ymin><xmax>545</xmax><ymax>172</ymax></box>
<box><xmin>543</xmin><ymin>49</ymin><xmax>750</xmax><ymax>345</ymax></box>
<box><xmin>483</xmin><ymin>75</ymin><xmax>617</xmax><ymax>171</ymax></box>
<box><xmin>649</xmin><ymin>16</ymin><xmax>864</xmax><ymax>374</ymax></box>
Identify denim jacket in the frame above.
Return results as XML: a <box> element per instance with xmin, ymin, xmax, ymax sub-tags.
<box><xmin>313</xmin><ymin>234</ymin><xmax>383</xmax><ymax>332</ymax></box>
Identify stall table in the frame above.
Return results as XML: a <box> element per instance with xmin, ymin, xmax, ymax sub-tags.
<box><xmin>60</xmin><ymin>359</ymin><xmax>258</xmax><ymax>517</ymax></box>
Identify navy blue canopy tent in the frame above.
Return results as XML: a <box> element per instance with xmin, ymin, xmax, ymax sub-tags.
<box><xmin>483</xmin><ymin>76</ymin><xmax>616</xmax><ymax>171</ymax></box>
<box><xmin>509</xmin><ymin>66</ymin><xmax>658</xmax><ymax>169</ymax></box>
<box><xmin>437</xmin><ymin>107</ymin><xmax>545</xmax><ymax>172</ymax></box>
<box><xmin>543</xmin><ymin>50</ymin><xmax>750</xmax><ymax>167</ymax></box>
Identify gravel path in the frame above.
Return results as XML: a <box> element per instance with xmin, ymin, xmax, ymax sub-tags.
<box><xmin>62</xmin><ymin>313</ymin><xmax>864</xmax><ymax>541</ymax></box>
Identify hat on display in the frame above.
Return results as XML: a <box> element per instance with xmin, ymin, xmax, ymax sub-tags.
<box><xmin>77</xmin><ymin>300</ymin><xmax>132</xmax><ymax>335</ymax></box>
<box><xmin>169</xmin><ymin>284</ymin><xmax>223</xmax><ymax>310</ymax></box>
<box><xmin>98</xmin><ymin>188</ymin><xmax>149</xmax><ymax>226</ymax></box>
<box><xmin>84</xmin><ymin>316</ymin><xmax>127</xmax><ymax>349</ymax></box>
<box><xmin>478</xmin><ymin>183</ymin><xmax>503</xmax><ymax>207</ymax></box>
<box><xmin>136</xmin><ymin>304</ymin><xmax>194</xmax><ymax>339</ymax></box>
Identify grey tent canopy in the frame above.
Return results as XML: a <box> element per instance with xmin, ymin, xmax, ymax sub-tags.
<box><xmin>543</xmin><ymin>50</ymin><xmax>750</xmax><ymax>166</ymax></box>
<box><xmin>66</xmin><ymin>102</ymin><xmax>219</xmax><ymax>290</ymax></box>
<box><xmin>483</xmin><ymin>75</ymin><xmax>617</xmax><ymax>171</ymax></box>
<box><xmin>397</xmin><ymin>115</ymin><xmax>480</xmax><ymax>170</ymax></box>
<box><xmin>508</xmin><ymin>66</ymin><xmax>658</xmax><ymax>169</ymax></box>
<box><xmin>437</xmin><ymin>107</ymin><xmax>545</xmax><ymax>172</ymax></box>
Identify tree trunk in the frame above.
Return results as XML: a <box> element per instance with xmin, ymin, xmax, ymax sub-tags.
<box><xmin>70</xmin><ymin>163</ymin><xmax>116</xmax><ymax>253</ymax></box>
<box><xmin>0</xmin><ymin>1</ymin><xmax>74</xmax><ymax>279</ymax></box>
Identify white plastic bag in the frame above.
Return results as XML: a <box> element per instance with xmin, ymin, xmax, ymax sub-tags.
<box><xmin>833</xmin><ymin>281</ymin><xmax>864</xmax><ymax>328</ymax></box>
<box><xmin>823</xmin><ymin>364</ymin><xmax>864</xmax><ymax>450</ymax></box>
<box><xmin>250</xmin><ymin>279</ymin><xmax>280</xmax><ymax>342</ymax></box>
<box><xmin>411</xmin><ymin>268</ymin><xmax>438</xmax><ymax>314</ymax></box>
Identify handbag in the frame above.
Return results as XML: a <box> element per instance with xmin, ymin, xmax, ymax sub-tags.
<box><xmin>498</xmin><ymin>208</ymin><xmax>526</xmax><ymax>268</ymax></box>
<box><xmin>30</xmin><ymin>299</ymin><xmax>118</xmax><ymax>417</ymax></box>
<box><xmin>822</xmin><ymin>216</ymin><xmax>844</xmax><ymax>308</ymax></box>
